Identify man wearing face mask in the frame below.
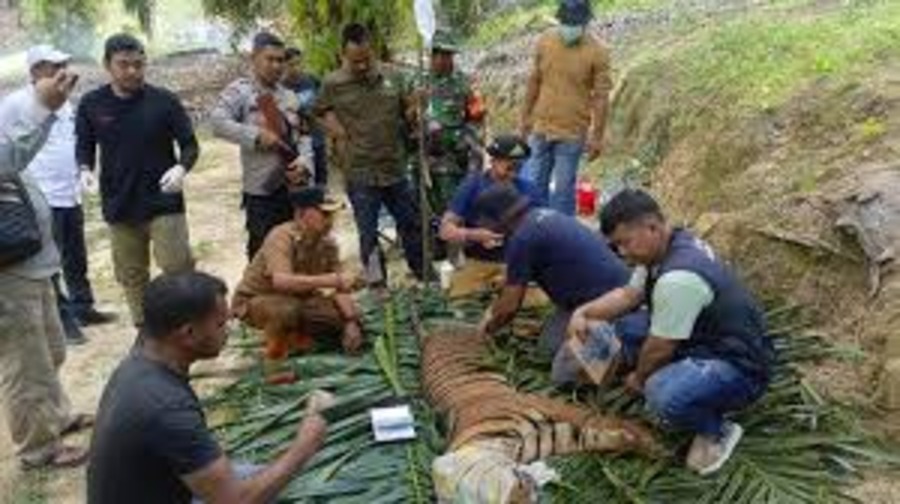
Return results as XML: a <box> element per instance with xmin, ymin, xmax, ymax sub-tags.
<box><xmin>213</xmin><ymin>33</ymin><xmax>312</xmax><ymax>260</ymax></box>
<box><xmin>519</xmin><ymin>0</ymin><xmax>612</xmax><ymax>216</ymax></box>
<box><xmin>76</xmin><ymin>33</ymin><xmax>199</xmax><ymax>328</ymax></box>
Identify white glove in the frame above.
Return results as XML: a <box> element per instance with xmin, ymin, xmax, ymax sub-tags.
<box><xmin>159</xmin><ymin>165</ymin><xmax>187</xmax><ymax>194</ymax></box>
<box><xmin>80</xmin><ymin>169</ymin><xmax>97</xmax><ymax>194</ymax></box>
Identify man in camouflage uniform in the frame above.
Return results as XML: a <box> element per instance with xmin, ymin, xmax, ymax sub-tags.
<box><xmin>418</xmin><ymin>29</ymin><xmax>485</xmax><ymax>220</ymax></box>
<box><xmin>212</xmin><ymin>32</ymin><xmax>313</xmax><ymax>259</ymax></box>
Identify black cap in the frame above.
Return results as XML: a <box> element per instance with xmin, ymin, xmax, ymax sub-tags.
<box><xmin>485</xmin><ymin>135</ymin><xmax>531</xmax><ymax>160</ymax></box>
<box><xmin>557</xmin><ymin>0</ymin><xmax>594</xmax><ymax>25</ymax></box>
<box><xmin>473</xmin><ymin>184</ymin><xmax>531</xmax><ymax>230</ymax></box>
<box><xmin>290</xmin><ymin>187</ymin><xmax>344</xmax><ymax>212</ymax></box>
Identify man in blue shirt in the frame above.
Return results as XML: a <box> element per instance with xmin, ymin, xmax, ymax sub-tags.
<box><xmin>475</xmin><ymin>184</ymin><xmax>646</xmax><ymax>384</ymax></box>
<box><xmin>439</xmin><ymin>135</ymin><xmax>542</xmax><ymax>298</ymax></box>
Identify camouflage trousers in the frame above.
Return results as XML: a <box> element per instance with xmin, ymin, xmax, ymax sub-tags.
<box><xmin>0</xmin><ymin>274</ymin><xmax>72</xmax><ymax>464</ymax></box>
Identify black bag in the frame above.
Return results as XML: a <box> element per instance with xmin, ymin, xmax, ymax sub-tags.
<box><xmin>0</xmin><ymin>173</ymin><xmax>42</xmax><ymax>267</ymax></box>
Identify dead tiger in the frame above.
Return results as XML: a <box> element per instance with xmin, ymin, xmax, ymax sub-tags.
<box><xmin>422</xmin><ymin>324</ymin><xmax>660</xmax><ymax>462</ymax></box>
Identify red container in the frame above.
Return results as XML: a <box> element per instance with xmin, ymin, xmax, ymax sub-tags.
<box><xmin>576</xmin><ymin>179</ymin><xmax>599</xmax><ymax>216</ymax></box>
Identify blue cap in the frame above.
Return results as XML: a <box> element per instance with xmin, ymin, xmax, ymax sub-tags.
<box><xmin>557</xmin><ymin>0</ymin><xmax>594</xmax><ymax>25</ymax></box>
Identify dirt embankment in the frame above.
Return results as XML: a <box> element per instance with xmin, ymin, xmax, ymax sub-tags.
<box><xmin>472</xmin><ymin>2</ymin><xmax>900</xmax><ymax>423</ymax></box>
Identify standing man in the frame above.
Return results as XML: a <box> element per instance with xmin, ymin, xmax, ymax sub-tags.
<box><xmin>315</xmin><ymin>23</ymin><xmax>429</xmax><ymax>286</ymax></box>
<box><xmin>20</xmin><ymin>45</ymin><xmax>115</xmax><ymax>336</ymax></box>
<box><xmin>568</xmin><ymin>189</ymin><xmax>774</xmax><ymax>474</ymax></box>
<box><xmin>418</xmin><ymin>29</ymin><xmax>485</xmax><ymax>220</ymax></box>
<box><xmin>88</xmin><ymin>272</ymin><xmax>328</xmax><ymax>503</ymax></box>
<box><xmin>213</xmin><ymin>32</ymin><xmax>312</xmax><ymax>260</ymax></box>
<box><xmin>282</xmin><ymin>47</ymin><xmax>328</xmax><ymax>187</ymax></box>
<box><xmin>76</xmin><ymin>33</ymin><xmax>199</xmax><ymax>327</ymax></box>
<box><xmin>474</xmin><ymin>185</ymin><xmax>646</xmax><ymax>385</ymax></box>
<box><xmin>0</xmin><ymin>70</ymin><xmax>92</xmax><ymax>470</ymax></box>
<box><xmin>519</xmin><ymin>0</ymin><xmax>612</xmax><ymax>215</ymax></box>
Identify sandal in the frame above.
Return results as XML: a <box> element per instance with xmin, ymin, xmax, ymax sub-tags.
<box><xmin>22</xmin><ymin>444</ymin><xmax>89</xmax><ymax>471</ymax></box>
<box><xmin>61</xmin><ymin>413</ymin><xmax>95</xmax><ymax>437</ymax></box>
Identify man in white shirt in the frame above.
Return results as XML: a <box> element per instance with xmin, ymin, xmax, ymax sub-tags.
<box><xmin>19</xmin><ymin>45</ymin><xmax>115</xmax><ymax>337</ymax></box>
<box><xmin>0</xmin><ymin>64</ymin><xmax>92</xmax><ymax>470</ymax></box>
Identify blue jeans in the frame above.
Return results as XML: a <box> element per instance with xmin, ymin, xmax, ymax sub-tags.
<box><xmin>346</xmin><ymin>180</ymin><xmax>426</xmax><ymax>285</ymax></box>
<box><xmin>541</xmin><ymin>309</ymin><xmax>765</xmax><ymax>437</ymax></box>
<box><xmin>645</xmin><ymin>358</ymin><xmax>765</xmax><ymax>438</ymax></box>
<box><xmin>524</xmin><ymin>134</ymin><xmax>585</xmax><ymax>215</ymax></box>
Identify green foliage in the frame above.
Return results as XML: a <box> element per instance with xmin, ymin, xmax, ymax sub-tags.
<box><xmin>647</xmin><ymin>1</ymin><xmax>900</xmax><ymax>130</ymax></box>
<box><xmin>474</xmin><ymin>301</ymin><xmax>900</xmax><ymax>503</ymax></box>
<box><xmin>21</xmin><ymin>0</ymin><xmax>101</xmax><ymax>55</ymax></box>
<box><xmin>208</xmin><ymin>289</ymin><xmax>452</xmax><ymax>503</ymax></box>
<box><xmin>208</xmin><ymin>286</ymin><xmax>899</xmax><ymax>503</ymax></box>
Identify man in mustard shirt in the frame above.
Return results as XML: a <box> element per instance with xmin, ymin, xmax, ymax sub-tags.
<box><xmin>519</xmin><ymin>0</ymin><xmax>612</xmax><ymax>215</ymax></box>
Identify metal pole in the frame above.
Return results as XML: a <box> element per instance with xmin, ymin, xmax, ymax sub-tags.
<box><xmin>417</xmin><ymin>37</ymin><xmax>433</xmax><ymax>286</ymax></box>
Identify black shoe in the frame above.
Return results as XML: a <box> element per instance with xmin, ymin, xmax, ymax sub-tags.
<box><xmin>76</xmin><ymin>308</ymin><xmax>117</xmax><ymax>327</ymax></box>
<box><xmin>66</xmin><ymin>330</ymin><xmax>88</xmax><ymax>346</ymax></box>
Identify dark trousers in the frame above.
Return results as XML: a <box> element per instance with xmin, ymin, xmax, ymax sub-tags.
<box><xmin>51</xmin><ymin>206</ymin><xmax>95</xmax><ymax>317</ymax></box>
<box><xmin>243</xmin><ymin>189</ymin><xmax>293</xmax><ymax>260</ymax></box>
<box><xmin>346</xmin><ymin>180</ymin><xmax>426</xmax><ymax>285</ymax></box>
<box><xmin>313</xmin><ymin>134</ymin><xmax>328</xmax><ymax>187</ymax></box>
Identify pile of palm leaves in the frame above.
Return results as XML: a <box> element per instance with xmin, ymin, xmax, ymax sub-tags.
<box><xmin>464</xmin><ymin>301</ymin><xmax>900</xmax><ymax>504</ymax></box>
<box><xmin>206</xmin><ymin>289</ymin><xmax>452</xmax><ymax>503</ymax></box>
<box><xmin>207</xmin><ymin>288</ymin><xmax>899</xmax><ymax>503</ymax></box>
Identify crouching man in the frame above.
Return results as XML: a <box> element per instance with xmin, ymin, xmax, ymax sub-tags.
<box><xmin>87</xmin><ymin>272</ymin><xmax>327</xmax><ymax>503</ymax></box>
<box><xmin>232</xmin><ymin>187</ymin><xmax>364</xmax><ymax>360</ymax></box>
<box><xmin>568</xmin><ymin>189</ymin><xmax>774</xmax><ymax>475</ymax></box>
<box><xmin>473</xmin><ymin>185</ymin><xmax>647</xmax><ymax>383</ymax></box>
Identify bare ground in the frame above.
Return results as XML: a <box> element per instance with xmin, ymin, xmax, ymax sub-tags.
<box><xmin>0</xmin><ymin>137</ymin><xmax>351</xmax><ymax>503</ymax></box>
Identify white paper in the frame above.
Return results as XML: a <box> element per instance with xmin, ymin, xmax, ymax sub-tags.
<box><xmin>370</xmin><ymin>405</ymin><xmax>417</xmax><ymax>442</ymax></box>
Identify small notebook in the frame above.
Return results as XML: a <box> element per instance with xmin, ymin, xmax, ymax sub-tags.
<box><xmin>370</xmin><ymin>405</ymin><xmax>417</xmax><ymax>442</ymax></box>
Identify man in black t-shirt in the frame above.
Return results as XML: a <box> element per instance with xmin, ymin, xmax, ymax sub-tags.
<box><xmin>87</xmin><ymin>272</ymin><xmax>327</xmax><ymax>504</ymax></box>
<box><xmin>75</xmin><ymin>33</ymin><xmax>199</xmax><ymax>327</ymax></box>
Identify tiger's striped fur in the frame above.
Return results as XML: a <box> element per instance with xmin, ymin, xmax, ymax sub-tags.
<box><xmin>422</xmin><ymin>325</ymin><xmax>660</xmax><ymax>462</ymax></box>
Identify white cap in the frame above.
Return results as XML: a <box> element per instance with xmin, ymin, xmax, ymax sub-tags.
<box><xmin>26</xmin><ymin>44</ymin><xmax>72</xmax><ymax>68</ymax></box>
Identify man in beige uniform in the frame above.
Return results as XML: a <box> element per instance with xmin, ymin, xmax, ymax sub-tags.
<box><xmin>232</xmin><ymin>187</ymin><xmax>364</xmax><ymax>361</ymax></box>
<box><xmin>519</xmin><ymin>0</ymin><xmax>612</xmax><ymax>216</ymax></box>
<box><xmin>0</xmin><ymin>70</ymin><xmax>91</xmax><ymax>469</ymax></box>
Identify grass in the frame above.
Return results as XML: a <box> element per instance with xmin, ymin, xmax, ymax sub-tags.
<box><xmin>205</xmin><ymin>287</ymin><xmax>900</xmax><ymax>503</ymax></box>
<box><xmin>644</xmin><ymin>1</ymin><xmax>900</xmax><ymax>129</ymax></box>
<box><xmin>468</xmin><ymin>0</ymin><xmax>669</xmax><ymax>48</ymax></box>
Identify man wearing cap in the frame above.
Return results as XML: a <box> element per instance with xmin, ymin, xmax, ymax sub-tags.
<box><xmin>416</xmin><ymin>29</ymin><xmax>485</xmax><ymax>220</ymax></box>
<box><xmin>213</xmin><ymin>32</ymin><xmax>313</xmax><ymax>260</ymax></box>
<box><xmin>475</xmin><ymin>184</ymin><xmax>647</xmax><ymax>386</ymax></box>
<box><xmin>0</xmin><ymin>57</ymin><xmax>92</xmax><ymax>469</ymax></box>
<box><xmin>232</xmin><ymin>187</ymin><xmax>365</xmax><ymax>363</ymax></box>
<box><xmin>15</xmin><ymin>46</ymin><xmax>116</xmax><ymax>340</ymax></box>
<box><xmin>519</xmin><ymin>0</ymin><xmax>612</xmax><ymax>216</ymax></box>
<box><xmin>76</xmin><ymin>33</ymin><xmax>199</xmax><ymax>327</ymax></box>
<box><xmin>439</xmin><ymin>134</ymin><xmax>543</xmax><ymax>298</ymax></box>
<box><xmin>567</xmin><ymin>189</ymin><xmax>774</xmax><ymax>475</ymax></box>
